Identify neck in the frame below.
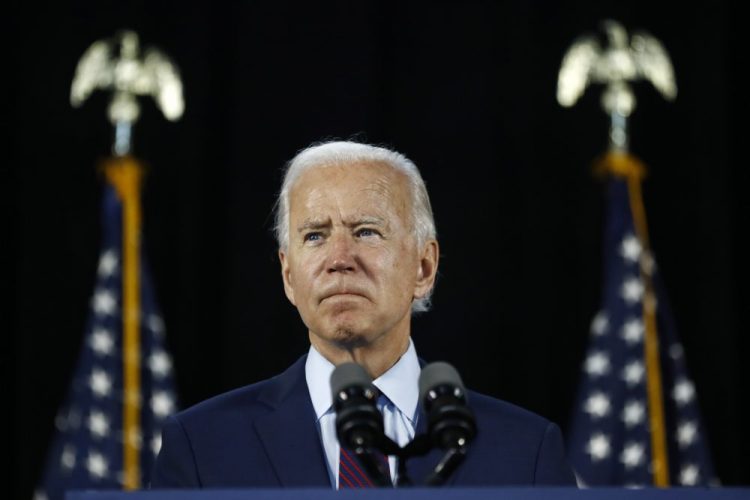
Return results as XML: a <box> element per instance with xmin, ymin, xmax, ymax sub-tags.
<box><xmin>310</xmin><ymin>330</ymin><xmax>410</xmax><ymax>379</ymax></box>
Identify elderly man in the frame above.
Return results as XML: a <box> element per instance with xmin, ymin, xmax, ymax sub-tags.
<box><xmin>151</xmin><ymin>141</ymin><xmax>576</xmax><ymax>488</ymax></box>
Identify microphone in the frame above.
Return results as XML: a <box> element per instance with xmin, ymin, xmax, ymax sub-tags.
<box><xmin>330</xmin><ymin>362</ymin><xmax>391</xmax><ymax>486</ymax></box>
<box><xmin>419</xmin><ymin>361</ymin><xmax>477</xmax><ymax>450</ymax></box>
<box><xmin>331</xmin><ymin>362</ymin><xmax>383</xmax><ymax>450</ymax></box>
<box><xmin>419</xmin><ymin>362</ymin><xmax>477</xmax><ymax>485</ymax></box>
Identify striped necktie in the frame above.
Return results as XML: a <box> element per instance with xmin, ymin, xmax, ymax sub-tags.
<box><xmin>338</xmin><ymin>446</ymin><xmax>391</xmax><ymax>488</ymax></box>
<box><xmin>338</xmin><ymin>395</ymin><xmax>394</xmax><ymax>488</ymax></box>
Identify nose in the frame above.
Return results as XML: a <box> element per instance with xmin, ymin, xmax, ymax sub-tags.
<box><xmin>327</xmin><ymin>232</ymin><xmax>356</xmax><ymax>273</ymax></box>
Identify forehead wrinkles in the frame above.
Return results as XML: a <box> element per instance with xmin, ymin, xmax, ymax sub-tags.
<box><xmin>290</xmin><ymin>163</ymin><xmax>414</xmax><ymax>227</ymax></box>
<box><xmin>366</xmin><ymin>172</ymin><xmax>412</xmax><ymax>226</ymax></box>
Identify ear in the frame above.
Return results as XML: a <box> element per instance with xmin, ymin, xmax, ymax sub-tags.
<box><xmin>414</xmin><ymin>239</ymin><xmax>439</xmax><ymax>300</ymax></box>
<box><xmin>279</xmin><ymin>249</ymin><xmax>297</xmax><ymax>306</ymax></box>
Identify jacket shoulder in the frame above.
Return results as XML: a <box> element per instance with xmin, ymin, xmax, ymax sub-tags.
<box><xmin>174</xmin><ymin>355</ymin><xmax>307</xmax><ymax>428</ymax></box>
<box><xmin>468</xmin><ymin>390</ymin><xmax>552</xmax><ymax>432</ymax></box>
<box><xmin>151</xmin><ymin>356</ymin><xmax>310</xmax><ymax>488</ymax></box>
<box><xmin>461</xmin><ymin>390</ymin><xmax>576</xmax><ymax>486</ymax></box>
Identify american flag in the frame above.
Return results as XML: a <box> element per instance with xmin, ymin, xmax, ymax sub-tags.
<box><xmin>567</xmin><ymin>176</ymin><xmax>716</xmax><ymax>487</ymax></box>
<box><xmin>35</xmin><ymin>181</ymin><xmax>178</xmax><ymax>500</ymax></box>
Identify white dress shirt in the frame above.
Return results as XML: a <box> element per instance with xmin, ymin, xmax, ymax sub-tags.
<box><xmin>305</xmin><ymin>339</ymin><xmax>421</xmax><ymax>487</ymax></box>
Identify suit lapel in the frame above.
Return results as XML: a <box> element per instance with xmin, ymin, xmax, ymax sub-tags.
<box><xmin>253</xmin><ymin>357</ymin><xmax>331</xmax><ymax>487</ymax></box>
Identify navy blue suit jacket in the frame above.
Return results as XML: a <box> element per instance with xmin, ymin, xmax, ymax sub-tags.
<box><xmin>151</xmin><ymin>355</ymin><xmax>576</xmax><ymax>488</ymax></box>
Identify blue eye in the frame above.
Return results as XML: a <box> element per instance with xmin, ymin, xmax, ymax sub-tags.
<box><xmin>356</xmin><ymin>228</ymin><xmax>379</xmax><ymax>238</ymax></box>
<box><xmin>304</xmin><ymin>232</ymin><xmax>322</xmax><ymax>242</ymax></box>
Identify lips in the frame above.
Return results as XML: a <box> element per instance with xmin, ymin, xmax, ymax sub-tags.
<box><xmin>319</xmin><ymin>286</ymin><xmax>369</xmax><ymax>303</ymax></box>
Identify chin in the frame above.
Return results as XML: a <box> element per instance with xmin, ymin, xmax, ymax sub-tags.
<box><xmin>331</xmin><ymin>329</ymin><xmax>371</xmax><ymax>349</ymax></box>
<box><xmin>321</xmin><ymin>315</ymin><xmax>375</xmax><ymax>348</ymax></box>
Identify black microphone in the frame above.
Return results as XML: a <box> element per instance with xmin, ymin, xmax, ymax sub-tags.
<box><xmin>330</xmin><ymin>362</ymin><xmax>392</xmax><ymax>487</ymax></box>
<box><xmin>331</xmin><ymin>362</ymin><xmax>383</xmax><ymax>450</ymax></box>
<box><xmin>419</xmin><ymin>361</ymin><xmax>477</xmax><ymax>450</ymax></box>
<box><xmin>418</xmin><ymin>362</ymin><xmax>477</xmax><ymax>485</ymax></box>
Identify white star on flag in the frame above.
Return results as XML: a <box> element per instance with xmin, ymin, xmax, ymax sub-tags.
<box><xmin>584</xmin><ymin>392</ymin><xmax>611</xmax><ymax>418</ymax></box>
<box><xmin>148</xmin><ymin>314</ymin><xmax>165</xmax><ymax>336</ymax></box>
<box><xmin>151</xmin><ymin>391</ymin><xmax>175</xmax><ymax>418</ymax></box>
<box><xmin>89</xmin><ymin>328</ymin><xmax>115</xmax><ymax>356</ymax></box>
<box><xmin>151</xmin><ymin>434</ymin><xmax>162</xmax><ymax>456</ymax></box>
<box><xmin>89</xmin><ymin>369</ymin><xmax>112</xmax><ymax>397</ymax></box>
<box><xmin>677</xmin><ymin>420</ymin><xmax>698</xmax><ymax>449</ymax></box>
<box><xmin>620</xmin><ymin>318</ymin><xmax>644</xmax><ymax>345</ymax></box>
<box><xmin>586</xmin><ymin>433</ymin><xmax>611</xmax><ymax>461</ymax></box>
<box><xmin>97</xmin><ymin>250</ymin><xmax>118</xmax><ymax>277</ymax></box>
<box><xmin>620</xmin><ymin>277</ymin><xmax>644</xmax><ymax>305</ymax></box>
<box><xmin>92</xmin><ymin>289</ymin><xmax>117</xmax><ymax>316</ymax></box>
<box><xmin>148</xmin><ymin>350</ymin><xmax>173</xmax><ymax>378</ymax></box>
<box><xmin>620</xmin><ymin>234</ymin><xmax>642</xmax><ymax>263</ymax></box>
<box><xmin>621</xmin><ymin>360</ymin><xmax>645</xmax><ymax>387</ymax></box>
<box><xmin>87</xmin><ymin>411</ymin><xmax>110</xmax><ymax>439</ymax></box>
<box><xmin>620</xmin><ymin>442</ymin><xmax>645</xmax><ymax>469</ymax></box>
<box><xmin>60</xmin><ymin>445</ymin><xmax>76</xmax><ymax>470</ymax></box>
<box><xmin>679</xmin><ymin>464</ymin><xmax>700</xmax><ymax>486</ymax></box>
<box><xmin>673</xmin><ymin>379</ymin><xmax>696</xmax><ymax>406</ymax></box>
<box><xmin>86</xmin><ymin>451</ymin><xmax>109</xmax><ymax>479</ymax></box>
<box><xmin>584</xmin><ymin>351</ymin><xmax>611</xmax><ymax>377</ymax></box>
<box><xmin>590</xmin><ymin>312</ymin><xmax>609</xmax><ymax>336</ymax></box>
<box><xmin>621</xmin><ymin>400</ymin><xmax>646</xmax><ymax>428</ymax></box>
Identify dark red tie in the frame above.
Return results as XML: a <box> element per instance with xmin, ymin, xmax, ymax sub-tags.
<box><xmin>338</xmin><ymin>447</ymin><xmax>391</xmax><ymax>488</ymax></box>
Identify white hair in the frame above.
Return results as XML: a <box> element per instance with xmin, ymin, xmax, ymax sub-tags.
<box><xmin>274</xmin><ymin>140</ymin><xmax>437</xmax><ymax>312</ymax></box>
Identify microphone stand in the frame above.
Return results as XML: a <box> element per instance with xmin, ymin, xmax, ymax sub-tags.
<box><xmin>391</xmin><ymin>434</ymin><xmax>433</xmax><ymax>486</ymax></box>
<box><xmin>424</xmin><ymin>445</ymin><xmax>468</xmax><ymax>486</ymax></box>
<box><xmin>353</xmin><ymin>433</ymin><xmax>437</xmax><ymax>487</ymax></box>
<box><xmin>367</xmin><ymin>427</ymin><xmax>472</xmax><ymax>487</ymax></box>
<box><xmin>351</xmin><ymin>445</ymin><xmax>392</xmax><ymax>487</ymax></box>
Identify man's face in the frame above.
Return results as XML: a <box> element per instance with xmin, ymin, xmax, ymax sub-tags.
<box><xmin>279</xmin><ymin>162</ymin><xmax>436</xmax><ymax>351</ymax></box>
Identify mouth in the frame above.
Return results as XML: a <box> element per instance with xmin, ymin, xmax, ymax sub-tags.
<box><xmin>319</xmin><ymin>288</ymin><xmax>368</xmax><ymax>304</ymax></box>
<box><xmin>322</xmin><ymin>292</ymin><xmax>365</xmax><ymax>301</ymax></box>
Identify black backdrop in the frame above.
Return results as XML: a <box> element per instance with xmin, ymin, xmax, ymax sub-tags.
<box><xmin>10</xmin><ymin>1</ymin><xmax>748</xmax><ymax>497</ymax></box>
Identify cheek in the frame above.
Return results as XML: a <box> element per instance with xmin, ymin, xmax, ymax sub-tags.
<box><xmin>367</xmin><ymin>245</ymin><xmax>401</xmax><ymax>274</ymax></box>
<box><xmin>288</xmin><ymin>260</ymin><xmax>313</xmax><ymax>296</ymax></box>
<box><xmin>292</xmin><ymin>250</ymin><xmax>323</xmax><ymax>278</ymax></box>
<box><xmin>381</xmin><ymin>245</ymin><xmax>418</xmax><ymax>284</ymax></box>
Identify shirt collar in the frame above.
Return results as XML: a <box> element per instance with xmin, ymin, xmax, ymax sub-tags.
<box><xmin>305</xmin><ymin>338</ymin><xmax>421</xmax><ymax>424</ymax></box>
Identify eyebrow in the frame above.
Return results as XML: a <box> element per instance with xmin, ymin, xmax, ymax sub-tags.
<box><xmin>297</xmin><ymin>219</ymin><xmax>331</xmax><ymax>233</ymax></box>
<box><xmin>296</xmin><ymin>216</ymin><xmax>387</xmax><ymax>233</ymax></box>
<box><xmin>344</xmin><ymin>216</ymin><xmax>386</xmax><ymax>227</ymax></box>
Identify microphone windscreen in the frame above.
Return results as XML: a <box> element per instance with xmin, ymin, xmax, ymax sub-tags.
<box><xmin>418</xmin><ymin>362</ymin><xmax>466</xmax><ymax>402</ymax></box>
<box><xmin>330</xmin><ymin>362</ymin><xmax>372</xmax><ymax>399</ymax></box>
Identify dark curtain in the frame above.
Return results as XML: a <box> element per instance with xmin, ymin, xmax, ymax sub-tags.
<box><xmin>11</xmin><ymin>1</ymin><xmax>747</xmax><ymax>497</ymax></box>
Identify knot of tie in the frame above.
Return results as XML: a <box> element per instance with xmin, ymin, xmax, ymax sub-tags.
<box><xmin>376</xmin><ymin>393</ymin><xmax>393</xmax><ymax>413</ymax></box>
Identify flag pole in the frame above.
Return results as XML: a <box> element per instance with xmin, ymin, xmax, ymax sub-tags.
<box><xmin>103</xmin><ymin>156</ymin><xmax>144</xmax><ymax>489</ymax></box>
<box><xmin>558</xmin><ymin>19</ymin><xmax>678</xmax><ymax>486</ymax></box>
<box><xmin>594</xmin><ymin>152</ymin><xmax>669</xmax><ymax>486</ymax></box>
<box><xmin>69</xmin><ymin>29</ymin><xmax>184</xmax><ymax>491</ymax></box>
